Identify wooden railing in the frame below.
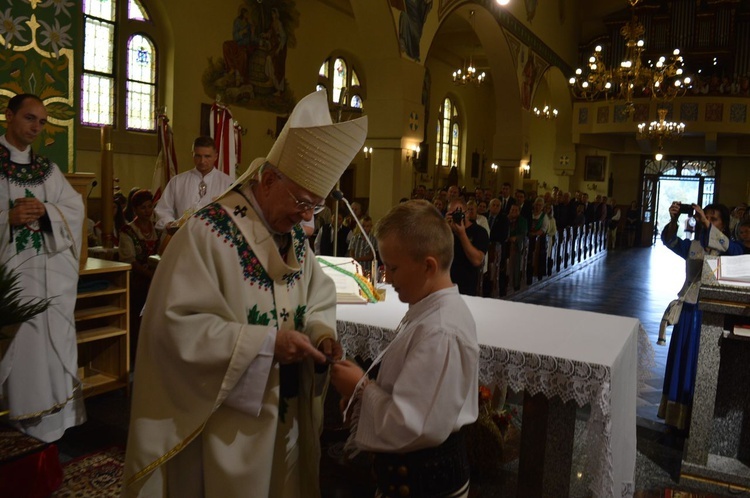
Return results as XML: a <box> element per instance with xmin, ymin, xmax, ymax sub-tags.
<box><xmin>483</xmin><ymin>221</ymin><xmax>609</xmax><ymax>299</ymax></box>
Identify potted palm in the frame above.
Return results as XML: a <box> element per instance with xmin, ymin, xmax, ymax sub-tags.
<box><xmin>0</xmin><ymin>263</ymin><xmax>51</xmax><ymax>346</ymax></box>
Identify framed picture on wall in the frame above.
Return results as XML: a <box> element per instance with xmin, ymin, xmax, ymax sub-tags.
<box><xmin>584</xmin><ymin>156</ymin><xmax>606</xmax><ymax>181</ymax></box>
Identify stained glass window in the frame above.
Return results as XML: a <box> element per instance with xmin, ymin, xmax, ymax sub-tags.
<box><xmin>84</xmin><ymin>0</ymin><xmax>115</xmax><ymax>21</ymax></box>
<box><xmin>436</xmin><ymin>97</ymin><xmax>460</xmax><ymax>168</ymax></box>
<box><xmin>81</xmin><ymin>0</ymin><xmax>158</xmax><ymax>131</ymax></box>
<box><xmin>128</xmin><ymin>0</ymin><xmax>149</xmax><ymax>20</ymax></box>
<box><xmin>316</xmin><ymin>55</ymin><xmax>365</xmax><ymax>111</ymax></box>
<box><xmin>82</xmin><ymin>3</ymin><xmax>116</xmax><ymax>126</ymax></box>
<box><xmin>126</xmin><ymin>35</ymin><xmax>156</xmax><ymax>130</ymax></box>
<box><xmin>333</xmin><ymin>58</ymin><xmax>347</xmax><ymax>104</ymax></box>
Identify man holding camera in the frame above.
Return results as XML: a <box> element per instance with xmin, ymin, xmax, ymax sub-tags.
<box><xmin>446</xmin><ymin>198</ymin><xmax>489</xmax><ymax>296</ymax></box>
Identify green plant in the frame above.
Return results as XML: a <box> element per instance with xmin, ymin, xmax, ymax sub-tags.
<box><xmin>0</xmin><ymin>262</ymin><xmax>52</xmax><ymax>329</ymax></box>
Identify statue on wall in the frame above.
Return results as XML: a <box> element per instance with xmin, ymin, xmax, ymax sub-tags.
<box><xmin>203</xmin><ymin>1</ymin><xmax>298</xmax><ymax>113</ymax></box>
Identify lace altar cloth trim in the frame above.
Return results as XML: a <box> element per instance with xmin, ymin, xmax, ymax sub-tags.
<box><xmin>338</xmin><ymin>320</ymin><xmax>653</xmax><ymax>498</ymax></box>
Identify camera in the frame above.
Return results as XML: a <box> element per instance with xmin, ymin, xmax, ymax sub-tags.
<box><xmin>451</xmin><ymin>208</ymin><xmax>465</xmax><ymax>224</ymax></box>
<box><xmin>679</xmin><ymin>203</ymin><xmax>694</xmax><ymax>216</ymax></box>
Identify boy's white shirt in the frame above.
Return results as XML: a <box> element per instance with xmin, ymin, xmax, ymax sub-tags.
<box><xmin>354</xmin><ymin>285</ymin><xmax>479</xmax><ymax>453</ymax></box>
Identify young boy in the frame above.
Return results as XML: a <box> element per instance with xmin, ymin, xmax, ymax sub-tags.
<box><xmin>331</xmin><ymin>200</ymin><xmax>479</xmax><ymax>498</ymax></box>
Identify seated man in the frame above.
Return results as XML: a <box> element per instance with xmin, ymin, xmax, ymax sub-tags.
<box><xmin>154</xmin><ymin>136</ymin><xmax>234</xmax><ymax>233</ymax></box>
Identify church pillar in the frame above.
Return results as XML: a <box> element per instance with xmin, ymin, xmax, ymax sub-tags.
<box><xmin>366</xmin><ymin>139</ymin><xmax>416</xmax><ymax>220</ymax></box>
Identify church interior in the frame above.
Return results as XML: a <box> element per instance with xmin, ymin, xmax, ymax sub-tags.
<box><xmin>1</xmin><ymin>0</ymin><xmax>750</xmax><ymax>496</ymax></box>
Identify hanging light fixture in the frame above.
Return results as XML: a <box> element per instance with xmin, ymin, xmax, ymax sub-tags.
<box><xmin>532</xmin><ymin>105</ymin><xmax>559</xmax><ymax>120</ymax></box>
<box><xmin>453</xmin><ymin>10</ymin><xmax>486</xmax><ymax>87</ymax></box>
<box><xmin>568</xmin><ymin>0</ymin><xmax>691</xmax><ymax>115</ymax></box>
<box><xmin>637</xmin><ymin>108</ymin><xmax>685</xmax><ymax>160</ymax></box>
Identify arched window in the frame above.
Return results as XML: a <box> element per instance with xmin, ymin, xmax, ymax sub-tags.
<box><xmin>126</xmin><ymin>34</ymin><xmax>156</xmax><ymax>130</ymax></box>
<box><xmin>82</xmin><ymin>0</ymin><xmax>158</xmax><ymax>132</ymax></box>
<box><xmin>316</xmin><ymin>56</ymin><xmax>365</xmax><ymax>111</ymax></box>
<box><xmin>436</xmin><ymin>97</ymin><xmax>460</xmax><ymax>168</ymax></box>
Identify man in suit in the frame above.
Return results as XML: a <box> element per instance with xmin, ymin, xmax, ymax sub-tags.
<box><xmin>499</xmin><ymin>182</ymin><xmax>516</xmax><ymax>215</ymax></box>
<box><xmin>515</xmin><ymin>189</ymin><xmax>533</xmax><ymax>228</ymax></box>
<box><xmin>484</xmin><ymin>198</ymin><xmax>510</xmax><ymax>296</ymax></box>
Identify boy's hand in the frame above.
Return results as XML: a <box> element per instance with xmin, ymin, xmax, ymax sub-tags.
<box><xmin>318</xmin><ymin>337</ymin><xmax>343</xmax><ymax>363</ymax></box>
<box><xmin>330</xmin><ymin>360</ymin><xmax>365</xmax><ymax>398</ymax></box>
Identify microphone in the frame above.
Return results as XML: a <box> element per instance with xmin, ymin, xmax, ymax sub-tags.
<box><xmin>332</xmin><ymin>190</ymin><xmax>378</xmax><ymax>286</ymax></box>
<box><xmin>87</xmin><ymin>180</ymin><xmax>98</xmax><ymax>200</ymax></box>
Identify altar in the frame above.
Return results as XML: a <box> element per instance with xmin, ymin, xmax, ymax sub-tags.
<box><xmin>336</xmin><ymin>286</ymin><xmax>654</xmax><ymax>498</ymax></box>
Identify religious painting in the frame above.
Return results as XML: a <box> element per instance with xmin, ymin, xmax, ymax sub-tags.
<box><xmin>203</xmin><ymin>1</ymin><xmax>299</xmax><ymax>113</ymax></box>
<box><xmin>704</xmin><ymin>103</ymin><xmax>723</xmax><ymax>122</ymax></box>
<box><xmin>392</xmin><ymin>0</ymin><xmax>432</xmax><ymax>62</ymax></box>
<box><xmin>0</xmin><ymin>0</ymin><xmax>77</xmax><ymax>170</ymax></box>
<box><xmin>504</xmin><ymin>31</ymin><xmax>549</xmax><ymax>111</ymax></box>
<box><xmin>584</xmin><ymin>156</ymin><xmax>606</xmax><ymax>182</ymax></box>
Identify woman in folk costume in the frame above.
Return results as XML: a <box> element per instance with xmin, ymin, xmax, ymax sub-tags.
<box><xmin>0</xmin><ymin>94</ymin><xmax>86</xmax><ymax>443</ymax></box>
<box><xmin>658</xmin><ymin>202</ymin><xmax>742</xmax><ymax>432</ymax></box>
<box><xmin>123</xmin><ymin>90</ymin><xmax>367</xmax><ymax>498</ymax></box>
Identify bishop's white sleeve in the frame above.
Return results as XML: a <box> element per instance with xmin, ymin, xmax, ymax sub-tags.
<box><xmin>222</xmin><ymin>327</ymin><xmax>277</xmax><ymax>416</ymax></box>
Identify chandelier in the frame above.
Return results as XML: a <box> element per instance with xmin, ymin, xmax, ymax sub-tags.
<box><xmin>568</xmin><ymin>0</ymin><xmax>691</xmax><ymax>114</ymax></box>
<box><xmin>532</xmin><ymin>105</ymin><xmax>558</xmax><ymax>120</ymax></box>
<box><xmin>637</xmin><ymin>108</ymin><xmax>685</xmax><ymax>160</ymax></box>
<box><xmin>453</xmin><ymin>10</ymin><xmax>486</xmax><ymax>87</ymax></box>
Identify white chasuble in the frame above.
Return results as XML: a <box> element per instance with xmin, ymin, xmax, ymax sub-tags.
<box><xmin>123</xmin><ymin>190</ymin><xmax>336</xmax><ymax>498</ymax></box>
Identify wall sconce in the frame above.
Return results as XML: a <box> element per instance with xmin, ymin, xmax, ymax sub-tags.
<box><xmin>407</xmin><ymin>145</ymin><xmax>420</xmax><ymax>163</ymax></box>
<box><xmin>491</xmin><ymin>163</ymin><xmax>498</xmax><ymax>173</ymax></box>
<box><xmin>363</xmin><ymin>146</ymin><xmax>372</xmax><ymax>159</ymax></box>
<box><xmin>587</xmin><ymin>183</ymin><xmax>598</xmax><ymax>191</ymax></box>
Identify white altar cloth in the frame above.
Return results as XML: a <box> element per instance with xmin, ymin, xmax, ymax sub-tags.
<box><xmin>336</xmin><ymin>286</ymin><xmax>654</xmax><ymax>498</ymax></box>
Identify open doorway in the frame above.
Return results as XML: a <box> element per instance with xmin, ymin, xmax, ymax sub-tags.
<box><xmin>656</xmin><ymin>177</ymin><xmax>701</xmax><ymax>240</ymax></box>
<box><xmin>639</xmin><ymin>157</ymin><xmax>718</xmax><ymax>246</ymax></box>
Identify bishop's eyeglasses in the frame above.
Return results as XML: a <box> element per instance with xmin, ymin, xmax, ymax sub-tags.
<box><xmin>279</xmin><ymin>177</ymin><xmax>326</xmax><ymax>214</ymax></box>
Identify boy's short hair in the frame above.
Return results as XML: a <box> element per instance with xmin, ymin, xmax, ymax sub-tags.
<box><xmin>374</xmin><ymin>200</ymin><xmax>453</xmax><ymax>270</ymax></box>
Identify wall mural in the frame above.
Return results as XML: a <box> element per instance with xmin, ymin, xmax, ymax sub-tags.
<box><xmin>0</xmin><ymin>1</ymin><xmax>76</xmax><ymax>171</ymax></box>
<box><xmin>203</xmin><ymin>1</ymin><xmax>298</xmax><ymax>113</ymax></box>
<box><xmin>503</xmin><ymin>30</ymin><xmax>549</xmax><ymax>111</ymax></box>
<box><xmin>392</xmin><ymin>0</ymin><xmax>433</xmax><ymax>62</ymax></box>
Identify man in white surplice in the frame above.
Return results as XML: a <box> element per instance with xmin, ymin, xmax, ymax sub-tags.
<box><xmin>0</xmin><ymin>94</ymin><xmax>86</xmax><ymax>442</ymax></box>
<box><xmin>153</xmin><ymin>136</ymin><xmax>233</xmax><ymax>233</ymax></box>
<box><xmin>123</xmin><ymin>90</ymin><xmax>367</xmax><ymax>498</ymax></box>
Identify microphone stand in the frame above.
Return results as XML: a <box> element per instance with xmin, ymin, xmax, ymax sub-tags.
<box><xmin>331</xmin><ymin>89</ymin><xmax>347</xmax><ymax>257</ymax></box>
<box><xmin>333</xmin><ymin>181</ymin><xmax>340</xmax><ymax>257</ymax></box>
<box><xmin>333</xmin><ymin>191</ymin><xmax>377</xmax><ymax>289</ymax></box>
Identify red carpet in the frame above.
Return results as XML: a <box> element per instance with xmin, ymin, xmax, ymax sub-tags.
<box><xmin>52</xmin><ymin>446</ymin><xmax>124</xmax><ymax>497</ymax></box>
<box><xmin>663</xmin><ymin>490</ymin><xmax>726</xmax><ymax>498</ymax></box>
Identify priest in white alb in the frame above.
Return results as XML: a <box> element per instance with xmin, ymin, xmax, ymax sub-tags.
<box><xmin>0</xmin><ymin>94</ymin><xmax>86</xmax><ymax>443</ymax></box>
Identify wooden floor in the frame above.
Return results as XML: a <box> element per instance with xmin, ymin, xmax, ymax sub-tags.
<box><xmin>513</xmin><ymin>243</ymin><xmax>682</xmax><ymax>427</ymax></box>
<box><xmin>54</xmin><ymin>243</ymin><xmax>724</xmax><ymax>497</ymax></box>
